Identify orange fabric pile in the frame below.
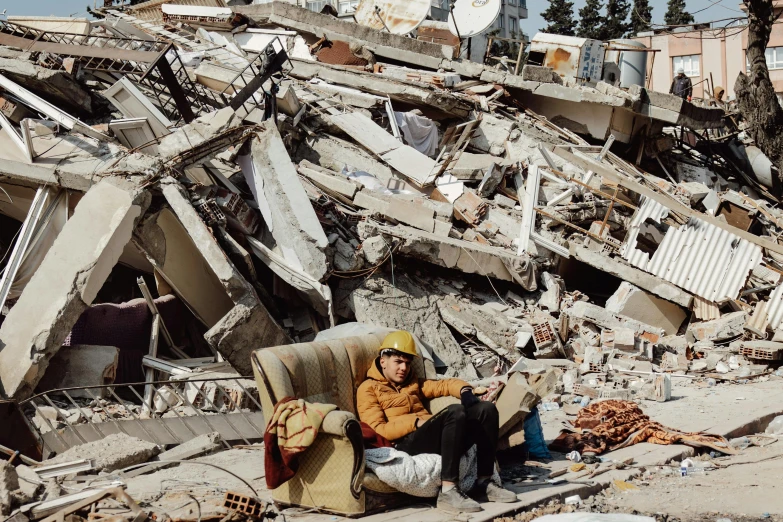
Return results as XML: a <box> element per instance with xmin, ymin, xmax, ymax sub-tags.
<box><xmin>550</xmin><ymin>400</ymin><xmax>735</xmax><ymax>455</ymax></box>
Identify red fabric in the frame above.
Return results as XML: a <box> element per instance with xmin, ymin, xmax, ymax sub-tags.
<box><xmin>361</xmin><ymin>422</ymin><xmax>392</xmax><ymax>449</ymax></box>
<box><xmin>264</xmin><ymin>397</ymin><xmax>297</xmax><ymax>489</ymax></box>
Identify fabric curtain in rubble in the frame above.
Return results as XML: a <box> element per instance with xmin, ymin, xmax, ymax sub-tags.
<box><xmin>502</xmin><ymin>255</ymin><xmax>538</xmax><ymax>292</ymax></box>
<box><xmin>549</xmin><ymin>400</ymin><xmax>735</xmax><ymax>455</ymax></box>
<box><xmin>393</xmin><ymin>111</ymin><xmax>439</xmax><ymax>158</ymax></box>
<box><xmin>264</xmin><ymin>397</ymin><xmax>338</xmax><ymax>489</ymax></box>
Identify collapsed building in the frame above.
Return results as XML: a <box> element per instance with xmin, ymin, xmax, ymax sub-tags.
<box><xmin>0</xmin><ymin>0</ymin><xmax>782</xmax><ymax>520</ymax></box>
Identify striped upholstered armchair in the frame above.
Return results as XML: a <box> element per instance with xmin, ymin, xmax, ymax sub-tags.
<box><xmin>252</xmin><ymin>334</ymin><xmax>459</xmax><ymax>516</ymax></box>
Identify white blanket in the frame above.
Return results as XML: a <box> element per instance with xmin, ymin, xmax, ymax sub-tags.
<box><xmin>393</xmin><ymin>111</ymin><xmax>439</xmax><ymax>158</ymax></box>
<box><xmin>364</xmin><ymin>446</ymin><xmax>501</xmax><ymax>498</ymax></box>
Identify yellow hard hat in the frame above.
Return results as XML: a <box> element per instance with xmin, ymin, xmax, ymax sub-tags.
<box><xmin>379</xmin><ymin>330</ymin><xmax>418</xmax><ymax>358</ymax></box>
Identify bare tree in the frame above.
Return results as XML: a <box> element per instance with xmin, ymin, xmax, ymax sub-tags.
<box><xmin>735</xmin><ymin>0</ymin><xmax>783</xmax><ymax>179</ymax></box>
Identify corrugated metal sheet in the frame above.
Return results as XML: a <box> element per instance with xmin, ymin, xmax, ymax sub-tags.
<box><xmin>692</xmin><ymin>295</ymin><xmax>720</xmax><ymax>320</ymax></box>
<box><xmin>622</xmin><ymin>196</ymin><xmax>762</xmax><ymax>302</ymax></box>
<box><xmin>746</xmin><ymin>300</ymin><xmax>769</xmax><ymax>336</ymax></box>
<box><xmin>766</xmin><ymin>283</ymin><xmax>783</xmax><ymax>330</ymax></box>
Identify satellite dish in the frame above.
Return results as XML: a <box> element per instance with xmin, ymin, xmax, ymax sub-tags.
<box><xmin>353</xmin><ymin>0</ymin><xmax>431</xmax><ymax>35</ymax></box>
<box><xmin>448</xmin><ymin>0</ymin><xmax>502</xmax><ymax>38</ymax></box>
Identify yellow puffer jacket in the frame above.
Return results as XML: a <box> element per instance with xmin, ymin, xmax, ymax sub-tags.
<box><xmin>356</xmin><ymin>357</ymin><xmax>469</xmax><ymax>441</ymax></box>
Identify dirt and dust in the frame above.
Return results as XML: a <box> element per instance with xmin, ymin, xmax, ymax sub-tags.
<box><xmin>496</xmin><ymin>439</ymin><xmax>783</xmax><ymax>522</ymax></box>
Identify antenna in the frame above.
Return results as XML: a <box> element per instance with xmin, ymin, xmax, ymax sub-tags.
<box><xmin>354</xmin><ymin>0</ymin><xmax>431</xmax><ymax>35</ymax></box>
<box><xmin>448</xmin><ymin>0</ymin><xmax>502</xmax><ymax>38</ymax></box>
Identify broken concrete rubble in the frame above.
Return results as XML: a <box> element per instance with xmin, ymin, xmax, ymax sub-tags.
<box><xmin>606</xmin><ymin>282</ymin><xmax>687</xmax><ymax>336</ymax></box>
<box><xmin>337</xmin><ymin>273</ymin><xmax>478</xmax><ymax>379</ymax></box>
<box><xmin>243</xmin><ymin>122</ymin><xmax>329</xmax><ymax>281</ymax></box>
<box><xmin>0</xmin><ymin>180</ymin><xmax>149</xmax><ymax>399</ymax></box>
<box><xmin>0</xmin><ymin>7</ymin><xmax>782</xmax><ymax>521</ymax></box>
<box><xmin>687</xmin><ymin>311</ymin><xmax>748</xmax><ymax>342</ymax></box>
<box><xmin>43</xmin><ymin>433</ymin><xmax>160</xmax><ymax>472</ymax></box>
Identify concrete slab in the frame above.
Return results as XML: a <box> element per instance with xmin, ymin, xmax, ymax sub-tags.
<box><xmin>287</xmin><ymin>59</ymin><xmax>471</xmax><ymax>118</ymax></box>
<box><xmin>570</xmin><ymin>245</ymin><xmax>693</xmax><ymax>309</ymax></box>
<box><xmin>43</xmin><ymin>433</ymin><xmax>161</xmax><ymax>472</ymax></box>
<box><xmin>0</xmin><ymin>50</ymin><xmax>93</xmax><ymax>114</ymax></box>
<box><xmin>606</xmin><ymin>282</ymin><xmax>687</xmax><ymax>336</ymax></box>
<box><xmin>359</xmin><ymin>221</ymin><xmax>520</xmax><ymax>283</ymax></box>
<box><xmin>567</xmin><ymin>301</ymin><xmax>665</xmax><ymax>343</ymax></box>
<box><xmin>243</xmin><ymin>122</ymin><xmax>329</xmax><ymax>281</ymax></box>
<box><xmin>160</xmin><ymin>181</ymin><xmax>290</xmax><ymax>374</ymax></box>
<box><xmin>0</xmin><ymin>180</ymin><xmax>149</xmax><ymax>399</ymax></box>
<box><xmin>235</xmin><ymin>2</ymin><xmax>453</xmax><ymax>67</ymax></box>
<box><xmin>298</xmin><ymin>164</ymin><xmax>357</xmax><ymax>199</ymax></box>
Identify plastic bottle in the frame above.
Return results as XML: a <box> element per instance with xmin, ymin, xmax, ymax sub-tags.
<box><xmin>707</xmin><ymin>378</ymin><xmax>717</xmax><ymax>387</ymax></box>
<box><xmin>729</xmin><ymin>436</ymin><xmax>751</xmax><ymax>450</ymax></box>
<box><xmin>580</xmin><ymin>396</ymin><xmax>590</xmax><ymax>407</ymax></box>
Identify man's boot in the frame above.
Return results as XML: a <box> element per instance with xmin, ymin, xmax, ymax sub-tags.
<box><xmin>469</xmin><ymin>480</ymin><xmax>518</xmax><ymax>503</ymax></box>
<box><xmin>436</xmin><ymin>486</ymin><xmax>482</xmax><ymax>513</ymax></box>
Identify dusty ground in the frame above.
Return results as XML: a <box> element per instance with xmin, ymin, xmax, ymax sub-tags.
<box><xmin>496</xmin><ymin>438</ymin><xmax>783</xmax><ymax>522</ymax></box>
<box><xmin>492</xmin><ymin>378</ymin><xmax>783</xmax><ymax>522</ymax></box>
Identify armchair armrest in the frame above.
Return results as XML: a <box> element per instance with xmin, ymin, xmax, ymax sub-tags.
<box><xmin>320</xmin><ymin>410</ymin><xmax>358</xmax><ymax>437</ymax></box>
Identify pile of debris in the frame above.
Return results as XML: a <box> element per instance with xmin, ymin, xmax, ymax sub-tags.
<box><xmin>1</xmin><ymin>0</ymin><xmax>783</xmax><ymax>519</ymax></box>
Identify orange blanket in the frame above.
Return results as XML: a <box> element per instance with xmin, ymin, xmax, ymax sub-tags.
<box><xmin>550</xmin><ymin>400</ymin><xmax>736</xmax><ymax>455</ymax></box>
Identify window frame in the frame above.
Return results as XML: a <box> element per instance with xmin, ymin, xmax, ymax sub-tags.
<box><xmin>673</xmin><ymin>54</ymin><xmax>700</xmax><ymax>78</ymax></box>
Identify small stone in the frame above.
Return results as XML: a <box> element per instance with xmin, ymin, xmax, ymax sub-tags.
<box><xmin>361</xmin><ymin>236</ymin><xmax>389</xmax><ymax>265</ymax></box>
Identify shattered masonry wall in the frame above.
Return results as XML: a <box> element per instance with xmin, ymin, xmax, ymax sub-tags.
<box><xmin>0</xmin><ymin>180</ymin><xmax>150</xmax><ymax>399</ymax></box>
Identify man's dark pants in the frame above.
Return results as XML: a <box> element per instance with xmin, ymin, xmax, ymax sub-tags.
<box><xmin>394</xmin><ymin>402</ymin><xmax>499</xmax><ymax>482</ymax></box>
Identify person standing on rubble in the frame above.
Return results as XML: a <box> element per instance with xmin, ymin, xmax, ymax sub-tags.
<box><xmin>670</xmin><ymin>68</ymin><xmax>693</xmax><ymax>101</ymax></box>
<box><xmin>357</xmin><ymin>331</ymin><xmax>517</xmax><ymax>514</ymax></box>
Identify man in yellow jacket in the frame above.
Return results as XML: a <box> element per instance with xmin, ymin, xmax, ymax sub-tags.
<box><xmin>357</xmin><ymin>330</ymin><xmax>517</xmax><ymax>514</ymax></box>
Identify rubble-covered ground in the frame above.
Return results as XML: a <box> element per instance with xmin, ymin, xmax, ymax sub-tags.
<box><xmin>1</xmin><ymin>1</ymin><xmax>783</xmax><ymax>521</ymax></box>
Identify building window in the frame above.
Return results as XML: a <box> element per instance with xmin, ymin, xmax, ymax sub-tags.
<box><xmin>338</xmin><ymin>0</ymin><xmax>358</xmax><ymax>15</ymax></box>
<box><xmin>766</xmin><ymin>47</ymin><xmax>783</xmax><ymax>69</ymax></box>
<box><xmin>673</xmin><ymin>55</ymin><xmax>700</xmax><ymax>77</ymax></box>
<box><xmin>509</xmin><ymin>17</ymin><xmax>517</xmax><ymax>33</ymax></box>
<box><xmin>509</xmin><ymin>0</ymin><xmax>517</xmax><ymax>5</ymax></box>
<box><xmin>498</xmin><ymin>16</ymin><xmax>505</xmax><ymax>29</ymax></box>
<box><xmin>306</xmin><ymin>0</ymin><xmax>327</xmax><ymax>11</ymax></box>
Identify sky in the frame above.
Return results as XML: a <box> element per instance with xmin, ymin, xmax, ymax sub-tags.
<box><xmin>0</xmin><ymin>0</ymin><xmax>749</xmax><ymax>35</ymax></box>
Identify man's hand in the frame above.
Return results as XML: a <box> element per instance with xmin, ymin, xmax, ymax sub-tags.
<box><xmin>460</xmin><ymin>387</ymin><xmax>479</xmax><ymax>408</ymax></box>
<box><xmin>688</xmin><ymin>96</ymin><xmax>692</xmax><ymax>102</ymax></box>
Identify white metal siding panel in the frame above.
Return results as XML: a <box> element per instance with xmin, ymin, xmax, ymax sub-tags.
<box><xmin>622</xmin><ymin>197</ymin><xmax>762</xmax><ymax>302</ymax></box>
<box><xmin>766</xmin><ymin>284</ymin><xmax>783</xmax><ymax>330</ymax></box>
